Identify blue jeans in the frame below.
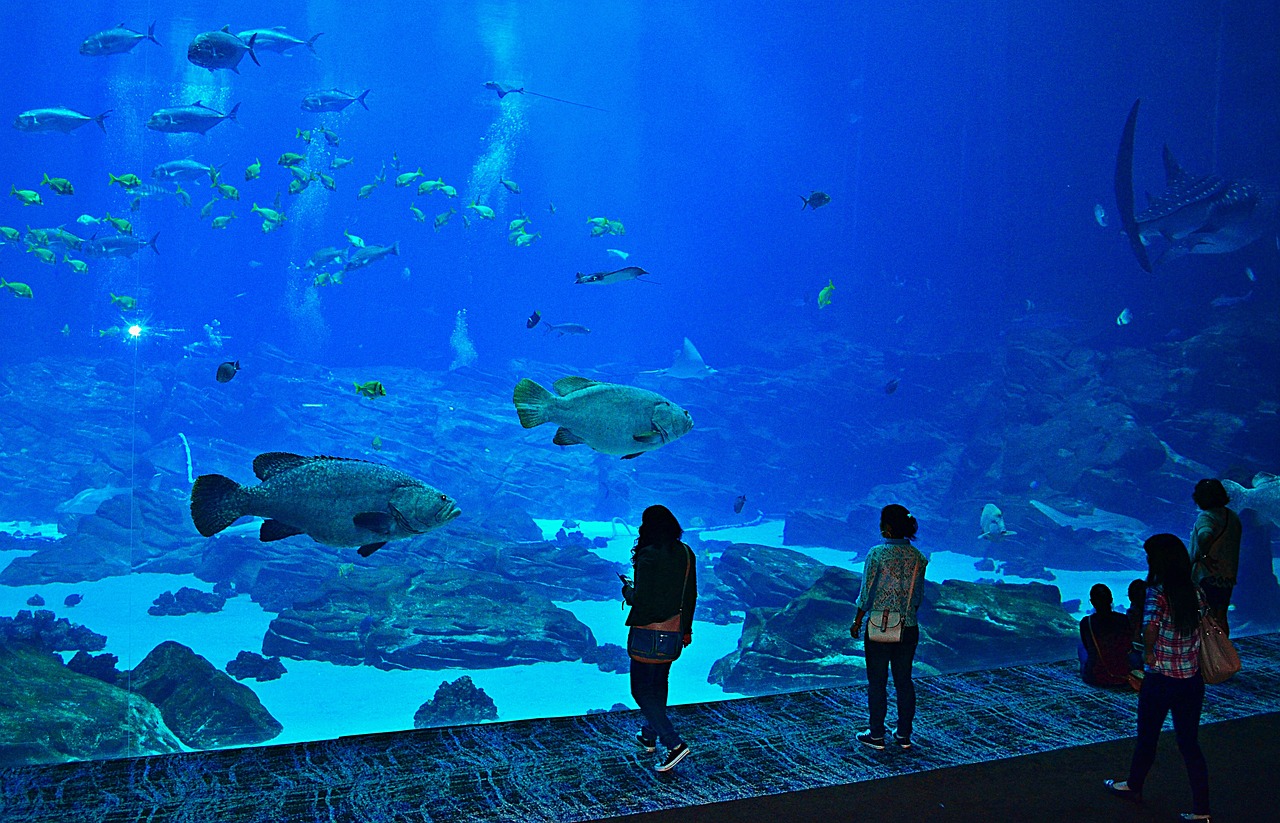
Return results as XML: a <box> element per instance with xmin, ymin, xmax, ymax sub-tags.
<box><xmin>1127</xmin><ymin>670</ymin><xmax>1209</xmax><ymax>815</ymax></box>
<box><xmin>631</xmin><ymin>660</ymin><xmax>682</xmax><ymax>748</ymax></box>
<box><xmin>864</xmin><ymin>624</ymin><xmax>919</xmax><ymax>739</ymax></box>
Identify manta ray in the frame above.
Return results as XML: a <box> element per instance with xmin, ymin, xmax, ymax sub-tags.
<box><xmin>483</xmin><ymin>82</ymin><xmax>606</xmax><ymax>112</ymax></box>
<box><xmin>1115</xmin><ymin>99</ymin><xmax>1279</xmax><ymax>272</ymax></box>
<box><xmin>640</xmin><ymin>338</ymin><xmax>717</xmax><ymax>379</ymax></box>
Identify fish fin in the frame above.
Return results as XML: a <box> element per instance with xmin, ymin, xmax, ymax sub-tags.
<box><xmin>633</xmin><ymin>431</ymin><xmax>663</xmax><ymax>444</ymax></box>
<box><xmin>246</xmin><ymin>33</ymin><xmax>260</xmax><ymax>66</ymax></box>
<box><xmin>512</xmin><ymin>378</ymin><xmax>554</xmax><ymax>427</ymax></box>
<box><xmin>252</xmin><ymin>451</ymin><xmax>311</xmax><ymax>480</ymax></box>
<box><xmin>552</xmin><ymin>376</ymin><xmax>599</xmax><ymax>396</ymax></box>
<box><xmin>621</xmin><ymin>452</ymin><xmax>643</xmax><ymax>460</ymax></box>
<box><xmin>357</xmin><ymin>89</ymin><xmax>371</xmax><ymax>110</ymax></box>
<box><xmin>306</xmin><ymin>32</ymin><xmax>323</xmax><ymax>55</ymax></box>
<box><xmin>552</xmin><ymin>427</ymin><xmax>586</xmax><ymax>446</ymax></box>
<box><xmin>189</xmin><ymin>473</ymin><xmax>247</xmax><ymax>536</ymax></box>
<box><xmin>353</xmin><ymin>511</ymin><xmax>394</xmax><ymax>535</ymax></box>
<box><xmin>260</xmin><ymin>519</ymin><xmax>305</xmax><ymax>542</ymax></box>
<box><xmin>357</xmin><ymin>542</ymin><xmax>387</xmax><ymax>558</ymax></box>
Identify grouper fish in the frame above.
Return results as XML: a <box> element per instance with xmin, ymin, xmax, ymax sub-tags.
<box><xmin>513</xmin><ymin>377</ymin><xmax>693</xmax><ymax>459</ymax></box>
<box><xmin>190</xmin><ymin>452</ymin><xmax>461</xmax><ymax>557</ymax></box>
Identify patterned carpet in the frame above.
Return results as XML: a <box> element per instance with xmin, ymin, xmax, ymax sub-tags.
<box><xmin>3</xmin><ymin>634</ymin><xmax>1278</xmax><ymax>823</ymax></box>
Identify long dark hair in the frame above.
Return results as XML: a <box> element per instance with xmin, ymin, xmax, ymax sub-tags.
<box><xmin>633</xmin><ymin>504</ymin><xmax>682</xmax><ymax>561</ymax></box>
<box><xmin>1144</xmin><ymin>533</ymin><xmax>1198</xmax><ymax>634</ymax></box>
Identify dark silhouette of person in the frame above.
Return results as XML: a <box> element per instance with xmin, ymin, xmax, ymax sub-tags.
<box><xmin>1190</xmin><ymin>478</ymin><xmax>1242</xmax><ymax>635</ymax></box>
<box><xmin>621</xmin><ymin>505</ymin><xmax>697</xmax><ymax>772</ymax></box>
<box><xmin>850</xmin><ymin>504</ymin><xmax>928</xmax><ymax>751</ymax></box>
<box><xmin>1080</xmin><ymin>583</ymin><xmax>1133</xmax><ymax>687</ymax></box>
<box><xmin>1105</xmin><ymin>533</ymin><xmax>1210</xmax><ymax>820</ymax></box>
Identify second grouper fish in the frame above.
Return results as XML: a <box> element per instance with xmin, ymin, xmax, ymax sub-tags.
<box><xmin>189</xmin><ymin>452</ymin><xmax>461</xmax><ymax>557</ymax></box>
<box><xmin>513</xmin><ymin>377</ymin><xmax>693</xmax><ymax>459</ymax></box>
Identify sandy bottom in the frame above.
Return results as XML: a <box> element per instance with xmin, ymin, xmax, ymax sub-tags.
<box><xmin>0</xmin><ymin>516</ymin><xmax>1191</xmax><ymax>747</ymax></box>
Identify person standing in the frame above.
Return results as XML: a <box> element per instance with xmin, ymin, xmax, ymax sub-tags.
<box><xmin>621</xmin><ymin>505</ymin><xmax>697</xmax><ymax>772</ymax></box>
<box><xmin>1189</xmin><ymin>478</ymin><xmax>1242</xmax><ymax>636</ymax></box>
<box><xmin>1105</xmin><ymin>533</ymin><xmax>1211</xmax><ymax>821</ymax></box>
<box><xmin>850</xmin><ymin>504</ymin><xmax>928</xmax><ymax>751</ymax></box>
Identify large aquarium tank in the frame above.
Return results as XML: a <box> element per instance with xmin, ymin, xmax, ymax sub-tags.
<box><xmin>1</xmin><ymin>1</ymin><xmax>1277</xmax><ymax>768</ymax></box>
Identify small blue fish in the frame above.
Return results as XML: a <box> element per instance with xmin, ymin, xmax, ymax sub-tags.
<box><xmin>1093</xmin><ymin>203</ymin><xmax>1107</xmax><ymax>227</ymax></box>
<box><xmin>64</xmin><ymin>593</ymin><xmax>84</xmax><ymax>607</ymax></box>
<box><xmin>1116</xmin><ymin>308</ymin><xmax>1133</xmax><ymax>326</ymax></box>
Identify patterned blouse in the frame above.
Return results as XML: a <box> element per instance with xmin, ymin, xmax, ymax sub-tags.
<box><xmin>1145</xmin><ymin>583</ymin><xmax>1206</xmax><ymax>679</ymax></box>
<box><xmin>856</xmin><ymin>539</ymin><xmax>928</xmax><ymax>627</ymax></box>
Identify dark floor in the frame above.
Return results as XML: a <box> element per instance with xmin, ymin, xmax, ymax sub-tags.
<box><xmin>2</xmin><ymin>633</ymin><xmax>1277</xmax><ymax>823</ymax></box>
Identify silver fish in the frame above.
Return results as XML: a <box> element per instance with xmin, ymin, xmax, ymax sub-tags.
<box><xmin>187</xmin><ymin>27</ymin><xmax>259</xmax><ymax>73</ymax></box>
<box><xmin>146</xmin><ymin>101</ymin><xmax>240</xmax><ymax>135</ymax></box>
<box><xmin>82</xmin><ymin>232</ymin><xmax>159</xmax><ymax>259</ymax></box>
<box><xmin>237</xmin><ymin>27</ymin><xmax>322</xmax><ymax>55</ymax></box>
<box><xmin>152</xmin><ymin>159</ymin><xmax>216</xmax><ymax>181</ymax></box>
<box><xmin>14</xmin><ymin>107</ymin><xmax>111</xmax><ymax>134</ymax></box>
<box><xmin>80</xmin><ymin>22</ymin><xmax>160</xmax><ymax>56</ymax></box>
<box><xmin>301</xmin><ymin>89</ymin><xmax>370</xmax><ymax>113</ymax></box>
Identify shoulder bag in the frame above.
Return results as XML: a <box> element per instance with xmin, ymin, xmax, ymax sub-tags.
<box><xmin>867</xmin><ymin>559</ymin><xmax>920</xmax><ymax>643</ymax></box>
<box><xmin>1198</xmin><ymin>610</ymin><xmax>1241</xmax><ymax>684</ymax></box>
<box><xmin>627</xmin><ymin>544</ymin><xmax>693</xmax><ymax>663</ymax></box>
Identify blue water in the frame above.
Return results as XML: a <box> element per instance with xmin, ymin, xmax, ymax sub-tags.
<box><xmin>1</xmin><ymin>1</ymin><xmax>1278</xmax><ymax>763</ymax></box>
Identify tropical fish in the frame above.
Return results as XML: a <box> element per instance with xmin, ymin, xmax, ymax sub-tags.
<box><xmin>330</xmin><ymin>156</ymin><xmax>354</xmax><ymax>169</ymax></box>
<box><xmin>1115</xmin><ymin>99</ymin><xmax>1280</xmax><ymax>272</ymax></box>
<box><xmin>1093</xmin><ymin>203</ymin><xmax>1108</xmax><ymax>227</ymax></box>
<box><xmin>548</xmin><ymin>201</ymin><xmax>556</xmax><ymax>214</ymax></box>
<box><xmin>468</xmin><ymin>201</ymin><xmax>495</xmax><ymax>219</ymax></box>
<box><xmin>500</xmin><ymin>177</ymin><xmax>520</xmax><ymax>194</ymax></box>
<box><xmin>344</xmin><ymin>242</ymin><xmax>399</xmax><ymax>272</ymax></box>
<box><xmin>1116</xmin><ymin>307</ymin><xmax>1132</xmax><ymax>326</ymax></box>
<box><xmin>28</xmin><ymin>247</ymin><xmax>56</xmax><ymax>265</ymax></box>
<box><xmin>109</xmin><ymin>172</ymin><xmax>142</xmax><ymax>189</ymax></box>
<box><xmin>146</xmin><ymin>101</ymin><xmax>240</xmax><ymax>134</ymax></box>
<box><xmin>189</xmin><ymin>452</ymin><xmax>460</xmax><ymax>557</ymax></box>
<box><xmin>526</xmin><ymin>310</ymin><xmax>541</xmax><ymax>329</ymax></box>
<box><xmin>319</xmin><ymin>127</ymin><xmax>341</xmax><ymax>146</ymax></box>
<box><xmin>395</xmin><ymin>168</ymin><xmax>423</xmax><ymax>187</ymax></box>
<box><xmin>152</xmin><ymin>158</ymin><xmax>217</xmax><ymax>182</ymax></box>
<box><xmin>80</xmin><ymin>22</ymin><xmax>160</xmax><ymax>56</ymax></box>
<box><xmin>318</xmin><ymin>173</ymin><xmax>336</xmax><ymax>192</ymax></box>
<box><xmin>357</xmin><ymin>184</ymin><xmax>377</xmax><ymax>199</ymax></box>
<box><xmin>110</xmin><ymin>293</ymin><xmax>137</xmax><ymax>310</ymax></box>
<box><xmin>801</xmin><ymin>190</ymin><xmax>831</xmax><ymax>210</ymax></box>
<box><xmin>409</xmin><ymin>205</ymin><xmax>425</xmax><ymax>222</ymax></box>
<box><xmin>76</xmin><ymin>214</ymin><xmax>100</xmax><ymax>226</ymax></box>
<box><xmin>0</xmin><ymin>278</ymin><xmax>33</xmax><ymax>298</ymax></box>
<box><xmin>371</xmin><ymin>436</ymin><xmax>383</xmax><ymax>451</ymax></box>
<box><xmin>344</xmin><ymin>230</ymin><xmax>364</xmax><ymax>248</ymax></box>
<box><xmin>482</xmin><ymin>81</ymin><xmax>606</xmax><ymax>112</ymax></box>
<box><xmin>187</xmin><ymin>27</ymin><xmax>259</xmax><ymax>73</ymax></box>
<box><xmin>884</xmin><ymin>378</ymin><xmax>900</xmax><ymax>395</ymax></box>
<box><xmin>63</xmin><ymin>255</ymin><xmax>88</xmax><ymax>274</ymax></box>
<box><xmin>10</xmin><ymin>186</ymin><xmax>42</xmax><ymax>206</ymax></box>
<box><xmin>543</xmin><ymin>322</ymin><xmax>591</xmax><ymax>337</ymax></box>
<box><xmin>818</xmin><ymin>279</ymin><xmax>834</xmax><ymax>308</ymax></box>
<box><xmin>13</xmin><ymin>107</ymin><xmax>111</xmax><ymax>134</ymax></box>
<box><xmin>245</xmin><ymin>158</ymin><xmax>261</xmax><ymax>181</ymax></box>
<box><xmin>607</xmin><ymin>248</ymin><xmax>629</xmax><ymax>260</ymax></box>
<box><xmin>104</xmin><ymin>213</ymin><xmax>132</xmax><ymax>234</ymax></box>
<box><xmin>301</xmin><ymin>89</ymin><xmax>371</xmax><ymax>112</ymax></box>
<box><xmin>216</xmin><ymin>183</ymin><xmax>240</xmax><ymax>200</ymax></box>
<box><xmin>434</xmin><ymin>209</ymin><xmax>456</xmax><ymax>231</ymax></box>
<box><xmin>40</xmin><ymin>174</ymin><xmax>74</xmax><ymax>195</ymax></box>
<box><xmin>513</xmin><ymin>377</ymin><xmax>694</xmax><ymax>459</ymax></box>
<box><xmin>288</xmin><ymin>177</ymin><xmax>312</xmax><ymax>195</ymax></box>
<box><xmin>979</xmin><ymin>503</ymin><xmax>1016</xmax><ymax>540</ymax></box>
<box><xmin>211</xmin><ymin>213</ymin><xmax>236</xmax><ymax>229</ymax></box>
<box><xmin>82</xmin><ymin>232</ymin><xmax>159</xmax><ymax>259</ymax></box>
<box><xmin>64</xmin><ymin>594</ymin><xmax>83</xmax><ymax>607</ymax></box>
<box><xmin>238</xmin><ymin>28</ymin><xmax>322</xmax><ymax>55</ymax></box>
<box><xmin>216</xmin><ymin>360</ymin><xmax>241</xmax><ymax>383</ymax></box>
<box><xmin>353</xmin><ymin>381</ymin><xmax>386</xmax><ymax>399</ymax></box>
<box><xmin>574</xmin><ymin>266</ymin><xmax>649</xmax><ymax>285</ymax></box>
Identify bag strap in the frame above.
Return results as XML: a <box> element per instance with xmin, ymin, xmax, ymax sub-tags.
<box><xmin>1086</xmin><ymin>614</ymin><xmax>1124</xmax><ymax>680</ymax></box>
<box><xmin>1193</xmin><ymin>513</ymin><xmax>1229</xmax><ymax>572</ymax></box>
<box><xmin>675</xmin><ymin>544</ymin><xmax>692</xmax><ymax>629</ymax></box>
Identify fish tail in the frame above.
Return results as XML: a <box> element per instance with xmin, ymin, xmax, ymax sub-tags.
<box><xmin>357</xmin><ymin>89</ymin><xmax>371</xmax><ymax>110</ymax></box>
<box><xmin>146</xmin><ymin>21</ymin><xmax>160</xmax><ymax>46</ymax></box>
<box><xmin>190</xmin><ymin>474</ymin><xmax>250</xmax><ymax>536</ymax></box>
<box><xmin>246</xmin><ymin>33</ymin><xmax>260</xmax><ymax>66</ymax></box>
<box><xmin>147</xmin><ymin>232</ymin><xmax>159</xmax><ymax>255</ymax></box>
<box><xmin>799</xmin><ymin>194</ymin><xmax>809</xmax><ymax>210</ymax></box>
<box><xmin>306</xmin><ymin>32</ymin><xmax>323</xmax><ymax>55</ymax></box>
<box><xmin>512</xmin><ymin>378</ymin><xmax>554</xmax><ymax>428</ymax></box>
<box><xmin>93</xmin><ymin>110</ymin><xmax>111</xmax><ymax>132</ymax></box>
<box><xmin>227</xmin><ymin>102</ymin><xmax>241</xmax><ymax>124</ymax></box>
<box><xmin>1115</xmin><ymin>99</ymin><xmax>1152</xmax><ymax>273</ymax></box>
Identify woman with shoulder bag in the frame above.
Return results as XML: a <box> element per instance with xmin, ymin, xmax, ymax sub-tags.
<box><xmin>621</xmin><ymin>505</ymin><xmax>697</xmax><ymax>773</ymax></box>
<box><xmin>1105</xmin><ymin>533</ymin><xmax>1212</xmax><ymax>821</ymax></box>
<box><xmin>850</xmin><ymin>504</ymin><xmax>928</xmax><ymax>752</ymax></box>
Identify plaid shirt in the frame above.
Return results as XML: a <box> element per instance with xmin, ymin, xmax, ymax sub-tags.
<box><xmin>1145</xmin><ymin>583</ymin><xmax>1205</xmax><ymax>679</ymax></box>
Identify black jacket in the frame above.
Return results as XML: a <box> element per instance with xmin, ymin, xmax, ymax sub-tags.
<box><xmin>625</xmin><ymin>542</ymin><xmax>697</xmax><ymax>633</ymax></box>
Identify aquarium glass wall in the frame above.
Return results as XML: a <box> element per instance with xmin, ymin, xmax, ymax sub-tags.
<box><xmin>1</xmin><ymin>0</ymin><xmax>1277</xmax><ymax>767</ymax></box>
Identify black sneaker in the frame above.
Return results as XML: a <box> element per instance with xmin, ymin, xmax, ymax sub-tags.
<box><xmin>655</xmin><ymin>743</ymin><xmax>690</xmax><ymax>772</ymax></box>
<box><xmin>856</xmin><ymin>731</ymin><xmax>885</xmax><ymax>750</ymax></box>
<box><xmin>635</xmin><ymin>731</ymin><xmax>656</xmax><ymax>753</ymax></box>
<box><xmin>893</xmin><ymin>733</ymin><xmax>912</xmax><ymax>751</ymax></box>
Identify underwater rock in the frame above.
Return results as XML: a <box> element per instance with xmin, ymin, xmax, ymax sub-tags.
<box><xmin>782</xmin><ymin>510</ymin><xmax>863</xmax><ymax>552</ymax></box>
<box><xmin>262</xmin><ymin>565</ymin><xmax>598</xmax><ymax>670</ymax></box>
<box><xmin>412</xmin><ymin>675</ymin><xmax>498</xmax><ymax>728</ymax></box>
<box><xmin>917</xmin><ymin>580</ymin><xmax>1079</xmax><ymax>671</ymax></box>
<box><xmin>65</xmin><ymin>650</ymin><xmax>121</xmax><ymax>685</ymax></box>
<box><xmin>582</xmin><ymin>642</ymin><xmax>631</xmax><ymax>674</ymax></box>
<box><xmin>974</xmin><ymin>558</ymin><xmax>997</xmax><ymax>572</ymax></box>
<box><xmin>997</xmin><ymin>558</ymin><xmax>1055</xmax><ymax>581</ymax></box>
<box><xmin>128</xmin><ymin>640</ymin><xmax>282</xmax><ymax>749</ymax></box>
<box><xmin>0</xmin><ymin>645</ymin><xmax>182</xmax><ymax>767</ymax></box>
<box><xmin>0</xmin><ymin>609</ymin><xmax>106</xmax><ymax>653</ymax></box>
<box><xmin>586</xmin><ymin>703</ymin><xmax>631</xmax><ymax>715</ymax></box>
<box><xmin>709</xmin><ymin>566</ymin><xmax>869</xmax><ymax>695</ymax></box>
<box><xmin>714</xmin><ymin>543</ymin><xmax>832</xmax><ymax>611</ymax></box>
<box><xmin>148</xmin><ymin>586</ymin><xmax>227</xmax><ymax>616</ymax></box>
<box><xmin>225</xmin><ymin>651</ymin><xmax>287</xmax><ymax>682</ymax></box>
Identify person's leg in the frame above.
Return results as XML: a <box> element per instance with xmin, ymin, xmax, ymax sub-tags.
<box><xmin>889</xmin><ymin>626</ymin><xmax>920</xmax><ymax>739</ymax></box>
<box><xmin>1127</xmin><ymin>672</ymin><xmax>1172</xmax><ymax>793</ymax></box>
<box><xmin>1169</xmin><ymin>674</ymin><xmax>1210</xmax><ymax>816</ymax></box>
<box><xmin>864</xmin><ymin>635</ymin><xmax>891</xmax><ymax>739</ymax></box>
<box><xmin>630</xmin><ymin>660</ymin><xmax>680</xmax><ymax>748</ymax></box>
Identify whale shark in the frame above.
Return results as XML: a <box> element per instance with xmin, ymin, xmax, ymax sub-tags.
<box><xmin>1115</xmin><ymin>99</ymin><xmax>1279</xmax><ymax>272</ymax></box>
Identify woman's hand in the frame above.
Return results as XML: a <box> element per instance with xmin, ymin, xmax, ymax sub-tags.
<box><xmin>682</xmin><ymin>632</ymin><xmax>692</xmax><ymax>648</ymax></box>
<box><xmin>849</xmin><ymin>619</ymin><xmax>862</xmax><ymax>639</ymax></box>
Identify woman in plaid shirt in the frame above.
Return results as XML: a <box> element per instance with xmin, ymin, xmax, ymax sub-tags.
<box><xmin>1106</xmin><ymin>533</ymin><xmax>1211</xmax><ymax>821</ymax></box>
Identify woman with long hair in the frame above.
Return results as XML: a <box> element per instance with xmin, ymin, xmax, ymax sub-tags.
<box><xmin>621</xmin><ymin>505</ymin><xmax>697</xmax><ymax>772</ymax></box>
<box><xmin>1106</xmin><ymin>533</ymin><xmax>1211</xmax><ymax>821</ymax></box>
<box><xmin>850</xmin><ymin>503</ymin><xmax>928</xmax><ymax>751</ymax></box>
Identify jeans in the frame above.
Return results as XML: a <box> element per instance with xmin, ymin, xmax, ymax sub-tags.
<box><xmin>631</xmin><ymin>659</ymin><xmax>682</xmax><ymax>748</ymax></box>
<box><xmin>864</xmin><ymin>624</ymin><xmax>919</xmax><ymax>739</ymax></box>
<box><xmin>1127</xmin><ymin>670</ymin><xmax>1209</xmax><ymax>815</ymax></box>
